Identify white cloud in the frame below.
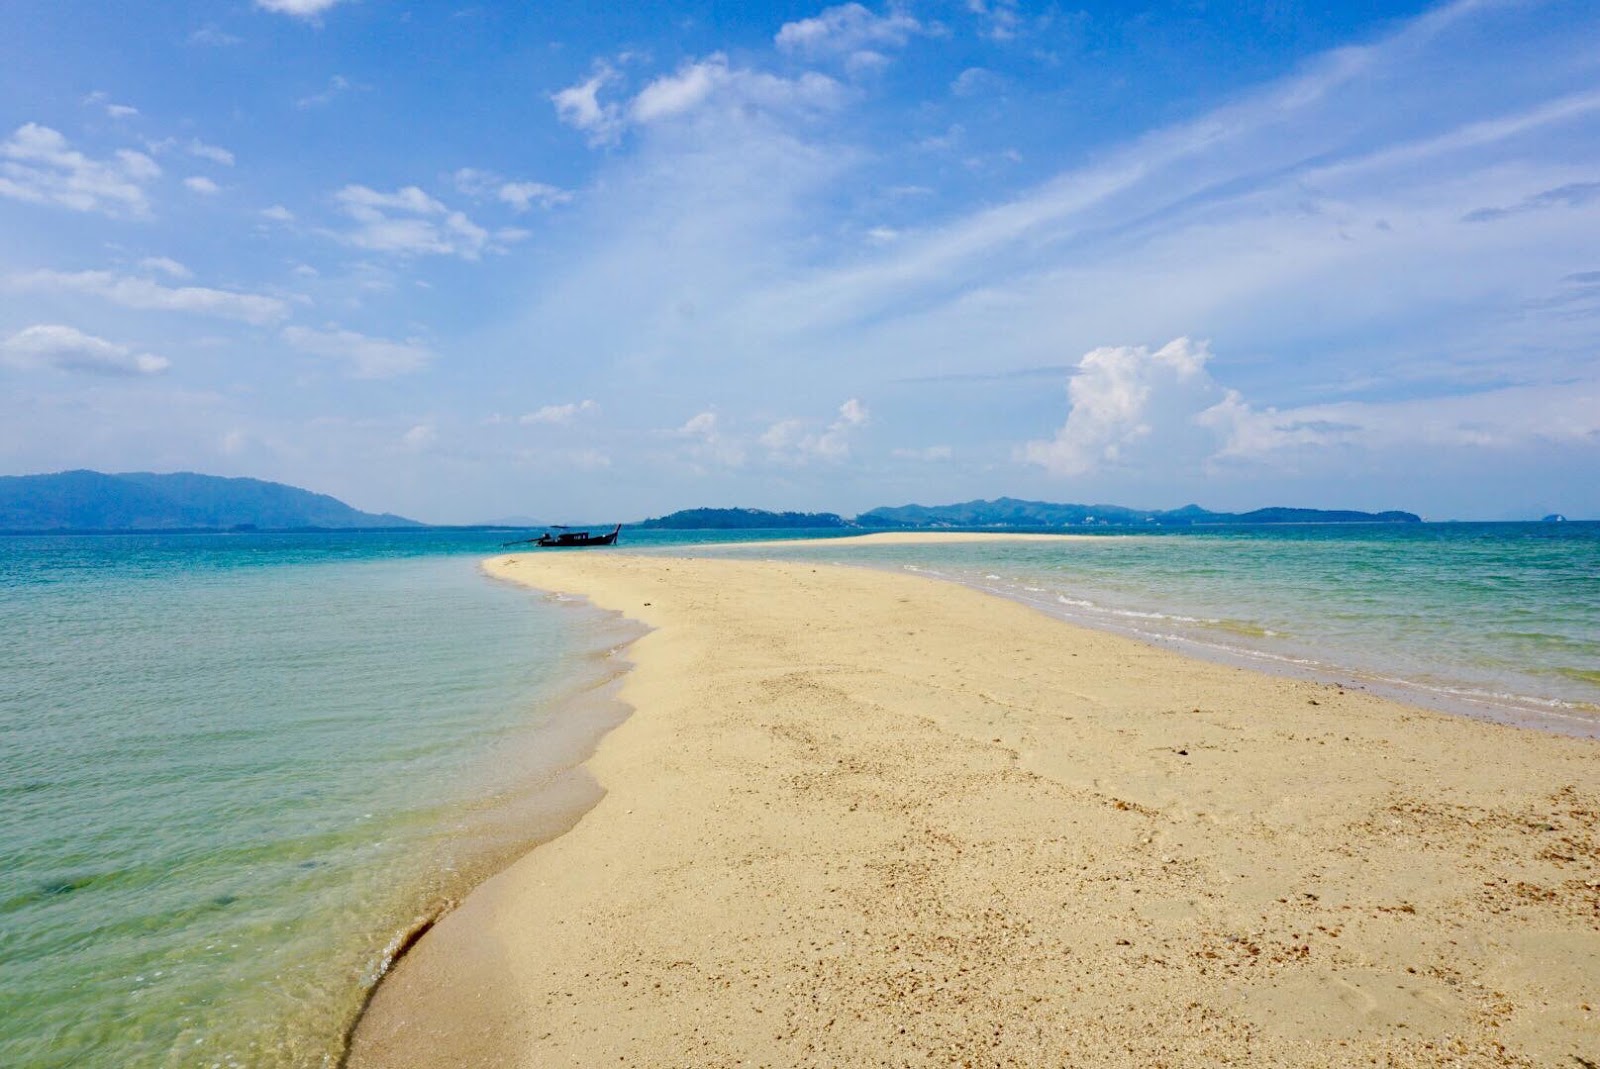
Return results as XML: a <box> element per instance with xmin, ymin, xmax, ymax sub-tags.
<box><xmin>554</xmin><ymin>55</ymin><xmax>841</xmax><ymax>143</ymax></box>
<box><xmin>965</xmin><ymin>0</ymin><xmax>1021</xmax><ymax>41</ymax></box>
<box><xmin>283</xmin><ymin>325</ymin><xmax>432</xmax><ymax>378</ymax></box>
<box><xmin>0</xmin><ymin>123</ymin><xmax>160</xmax><ymax>217</ymax></box>
<box><xmin>188</xmin><ymin>27</ymin><xmax>243</xmax><ymax>47</ymax></box>
<box><xmin>775</xmin><ymin>4</ymin><xmax>925</xmax><ymax>58</ymax></box>
<box><xmin>520</xmin><ymin>399</ymin><xmax>598</xmax><ymax>425</ymax></box>
<box><xmin>402</xmin><ymin>423</ymin><xmax>437</xmax><ymax>450</ymax></box>
<box><xmin>1199</xmin><ymin>381</ymin><xmax>1600</xmax><ymax>462</ymax></box>
<box><xmin>257</xmin><ymin>0</ymin><xmax>346</xmax><ymax>18</ymax></box>
<box><xmin>552</xmin><ymin>65</ymin><xmax>624</xmax><ymax>145</ymax></box>
<box><xmin>631</xmin><ymin>57</ymin><xmax>726</xmax><ymax>123</ymax></box>
<box><xmin>892</xmin><ymin>444</ymin><xmax>953</xmax><ymax>461</ymax></box>
<box><xmin>1022</xmin><ymin>338</ymin><xmax>1216</xmax><ymax>476</ymax></box>
<box><xmin>138</xmin><ymin>256</ymin><xmax>192</xmax><ymax>279</ymax></box>
<box><xmin>332</xmin><ymin>184</ymin><xmax>500</xmax><ymax>259</ymax></box>
<box><xmin>106</xmin><ymin>104</ymin><xmax>139</xmax><ymax>120</ymax></box>
<box><xmin>183</xmin><ymin>175</ymin><xmax>221</xmax><ymax>196</ymax></box>
<box><xmin>2</xmin><ymin>324</ymin><xmax>169</xmax><ymax>376</ymax></box>
<box><xmin>453</xmin><ymin>168</ymin><xmax>570</xmax><ymax>212</ymax></box>
<box><xmin>762</xmin><ymin>397</ymin><xmax>870</xmax><ymax>463</ymax></box>
<box><xmin>297</xmin><ymin>75</ymin><xmax>352</xmax><ymax>109</ymax></box>
<box><xmin>498</xmin><ymin>181</ymin><xmax>568</xmax><ymax>211</ymax></box>
<box><xmin>8</xmin><ymin>269</ymin><xmax>289</xmax><ymax>324</ymax></box>
<box><xmin>1020</xmin><ymin>338</ymin><xmax>1600</xmax><ymax>481</ymax></box>
<box><xmin>951</xmin><ymin>67</ymin><xmax>998</xmax><ymax>97</ymax></box>
<box><xmin>678</xmin><ymin>409</ymin><xmax>745</xmax><ymax>467</ymax></box>
<box><xmin>261</xmin><ymin>204</ymin><xmax>295</xmax><ymax>222</ymax></box>
<box><xmin>188</xmin><ymin>139</ymin><xmax>235</xmax><ymax>166</ymax></box>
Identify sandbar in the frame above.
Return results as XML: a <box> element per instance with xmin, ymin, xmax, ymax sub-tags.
<box><xmin>682</xmin><ymin>530</ymin><xmax>1107</xmax><ymax>551</ymax></box>
<box><xmin>348</xmin><ymin>551</ymin><xmax>1599</xmax><ymax>1068</ymax></box>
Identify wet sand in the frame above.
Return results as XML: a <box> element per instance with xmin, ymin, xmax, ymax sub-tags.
<box><xmin>348</xmin><ymin>548</ymin><xmax>1599</xmax><ymax>1068</ymax></box>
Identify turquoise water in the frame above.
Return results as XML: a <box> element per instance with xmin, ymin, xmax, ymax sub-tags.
<box><xmin>692</xmin><ymin>523</ymin><xmax>1600</xmax><ymax>733</ymax></box>
<box><xmin>4</xmin><ymin>522</ymin><xmax>1597</xmax><ymax>1068</ymax></box>
<box><xmin>0</xmin><ymin>530</ymin><xmax>640</xmax><ymax>1069</ymax></box>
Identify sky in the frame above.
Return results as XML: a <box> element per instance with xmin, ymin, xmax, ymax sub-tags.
<box><xmin>1</xmin><ymin>0</ymin><xmax>1597</xmax><ymax>523</ymax></box>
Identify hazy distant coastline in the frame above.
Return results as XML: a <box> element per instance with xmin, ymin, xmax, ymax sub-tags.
<box><xmin>0</xmin><ymin>470</ymin><xmax>1442</xmax><ymax>532</ymax></box>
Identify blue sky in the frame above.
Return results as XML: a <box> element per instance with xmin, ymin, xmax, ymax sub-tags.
<box><xmin>2</xmin><ymin>0</ymin><xmax>1596</xmax><ymax>522</ymax></box>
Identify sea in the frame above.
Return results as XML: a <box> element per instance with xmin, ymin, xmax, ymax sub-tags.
<box><xmin>2</xmin><ymin>521</ymin><xmax>1596</xmax><ymax>1068</ymax></box>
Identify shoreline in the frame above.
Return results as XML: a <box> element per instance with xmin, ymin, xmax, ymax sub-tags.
<box><xmin>676</xmin><ymin>533</ymin><xmax>1600</xmax><ymax>738</ymax></box>
<box><xmin>349</xmin><ymin>551</ymin><xmax>1599</xmax><ymax>1068</ymax></box>
<box><xmin>670</xmin><ymin>530</ymin><xmax>1110</xmax><ymax>551</ymax></box>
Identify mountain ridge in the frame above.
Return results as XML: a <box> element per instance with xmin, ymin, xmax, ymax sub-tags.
<box><xmin>638</xmin><ymin>498</ymin><xmax>1422</xmax><ymax>529</ymax></box>
<box><xmin>0</xmin><ymin>470</ymin><xmax>421</xmax><ymax>531</ymax></box>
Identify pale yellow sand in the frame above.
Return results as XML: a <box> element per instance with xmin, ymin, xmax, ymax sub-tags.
<box><xmin>687</xmin><ymin>530</ymin><xmax>1104</xmax><ymax>550</ymax></box>
<box><xmin>348</xmin><ymin>551</ymin><xmax>1599</xmax><ymax>1069</ymax></box>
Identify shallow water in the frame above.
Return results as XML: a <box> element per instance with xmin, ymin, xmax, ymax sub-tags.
<box><xmin>691</xmin><ymin>522</ymin><xmax>1600</xmax><ymax>734</ymax></box>
<box><xmin>0</xmin><ymin>531</ymin><xmax>635</xmax><ymax>1069</ymax></box>
<box><xmin>5</xmin><ymin>521</ymin><xmax>1596</xmax><ymax>1067</ymax></box>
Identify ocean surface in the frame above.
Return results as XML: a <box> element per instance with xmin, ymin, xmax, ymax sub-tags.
<box><xmin>3</xmin><ymin>521</ymin><xmax>1597</xmax><ymax>1068</ymax></box>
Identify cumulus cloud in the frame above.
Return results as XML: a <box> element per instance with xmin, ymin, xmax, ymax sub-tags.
<box><xmin>138</xmin><ymin>256</ymin><xmax>192</xmax><ymax>279</ymax></box>
<box><xmin>187</xmin><ymin>139</ymin><xmax>235</xmax><ymax>166</ymax></box>
<box><xmin>521</xmin><ymin>399</ymin><xmax>598</xmax><ymax>425</ymax></box>
<box><xmin>553</xmin><ymin>55</ymin><xmax>841</xmax><ymax>143</ymax></box>
<box><xmin>256</xmin><ymin>0</ymin><xmax>346</xmax><ymax>18</ymax></box>
<box><xmin>775</xmin><ymin>4</ymin><xmax>925</xmax><ymax>59</ymax></box>
<box><xmin>7</xmin><ymin>269</ymin><xmax>289</xmax><ymax>324</ymax></box>
<box><xmin>1199</xmin><ymin>381</ymin><xmax>1600</xmax><ymax>462</ymax></box>
<box><xmin>453</xmin><ymin>168</ymin><xmax>570</xmax><ymax>212</ymax></box>
<box><xmin>2</xmin><ymin>324</ymin><xmax>169</xmax><ymax>376</ymax></box>
<box><xmin>0</xmin><ymin>123</ymin><xmax>160</xmax><ymax>217</ymax></box>
<box><xmin>762</xmin><ymin>397</ymin><xmax>870</xmax><ymax>463</ymax></box>
<box><xmin>183</xmin><ymin>175</ymin><xmax>221</xmax><ymax>196</ymax></box>
<box><xmin>332</xmin><ymin>184</ymin><xmax>509</xmax><ymax>259</ymax></box>
<box><xmin>402</xmin><ymin>423</ymin><xmax>437</xmax><ymax>450</ymax></box>
<box><xmin>1022</xmin><ymin>338</ymin><xmax>1219</xmax><ymax>476</ymax></box>
<box><xmin>552</xmin><ymin>64</ymin><xmax>624</xmax><ymax>145</ymax></box>
<box><xmin>631</xmin><ymin>58</ymin><xmax>726</xmax><ymax>123</ymax></box>
<box><xmin>260</xmin><ymin>204</ymin><xmax>295</xmax><ymax>222</ymax></box>
<box><xmin>678</xmin><ymin>409</ymin><xmax>745</xmax><ymax>467</ymax></box>
<box><xmin>283</xmin><ymin>325</ymin><xmax>432</xmax><ymax>378</ymax></box>
<box><xmin>965</xmin><ymin>0</ymin><xmax>1021</xmax><ymax>41</ymax></box>
<box><xmin>1021</xmin><ymin>338</ymin><xmax>1600</xmax><ymax>480</ymax></box>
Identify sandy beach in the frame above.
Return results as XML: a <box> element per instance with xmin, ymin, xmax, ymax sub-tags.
<box><xmin>685</xmin><ymin>530</ymin><xmax>1109</xmax><ymax>551</ymax></box>
<box><xmin>348</xmin><ymin>547</ymin><xmax>1599</xmax><ymax>1068</ymax></box>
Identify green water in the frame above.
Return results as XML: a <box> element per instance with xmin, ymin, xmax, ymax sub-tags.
<box><xmin>694</xmin><ymin>522</ymin><xmax>1600</xmax><ymax>732</ymax></box>
<box><xmin>0</xmin><ymin>532</ymin><xmax>634</xmax><ymax>1069</ymax></box>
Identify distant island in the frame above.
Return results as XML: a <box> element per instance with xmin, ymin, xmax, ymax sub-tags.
<box><xmin>637</xmin><ymin>508</ymin><xmax>850</xmax><ymax>530</ymax></box>
<box><xmin>0</xmin><ymin>471</ymin><xmax>421</xmax><ymax>531</ymax></box>
<box><xmin>640</xmin><ymin>498</ymin><xmax>1421</xmax><ymax>530</ymax></box>
<box><xmin>856</xmin><ymin>497</ymin><xmax>1422</xmax><ymax>528</ymax></box>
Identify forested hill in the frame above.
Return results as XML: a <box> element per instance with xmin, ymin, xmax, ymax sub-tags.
<box><xmin>636</xmin><ymin>508</ymin><xmax>849</xmax><ymax>530</ymax></box>
<box><xmin>0</xmin><ymin>471</ymin><xmax>421</xmax><ymax>531</ymax></box>
<box><xmin>856</xmin><ymin>498</ymin><xmax>1421</xmax><ymax>528</ymax></box>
